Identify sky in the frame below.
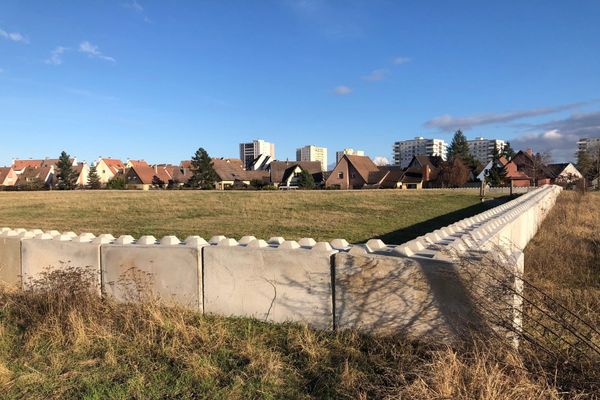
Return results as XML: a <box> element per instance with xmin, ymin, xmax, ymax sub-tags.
<box><xmin>1</xmin><ymin>0</ymin><xmax>600</xmax><ymax>166</ymax></box>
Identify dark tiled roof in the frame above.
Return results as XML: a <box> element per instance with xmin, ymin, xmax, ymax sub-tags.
<box><xmin>269</xmin><ymin>161</ymin><xmax>322</xmax><ymax>183</ymax></box>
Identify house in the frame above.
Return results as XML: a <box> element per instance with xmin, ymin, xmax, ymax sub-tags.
<box><xmin>95</xmin><ymin>158</ymin><xmax>126</xmax><ymax>184</ymax></box>
<box><xmin>12</xmin><ymin>159</ymin><xmax>45</xmax><ymax>174</ymax></box>
<box><xmin>546</xmin><ymin>163</ymin><xmax>582</xmax><ymax>184</ymax></box>
<box><xmin>74</xmin><ymin>163</ymin><xmax>91</xmax><ymax>187</ymax></box>
<box><xmin>212</xmin><ymin>158</ymin><xmax>269</xmax><ymax>190</ymax></box>
<box><xmin>325</xmin><ymin>155</ymin><xmax>388</xmax><ymax>189</ymax></box>
<box><xmin>15</xmin><ymin>165</ymin><xmax>55</xmax><ymax>189</ymax></box>
<box><xmin>124</xmin><ymin>165</ymin><xmax>170</xmax><ymax>190</ymax></box>
<box><xmin>156</xmin><ymin>164</ymin><xmax>192</xmax><ymax>187</ymax></box>
<box><xmin>126</xmin><ymin>159</ymin><xmax>150</xmax><ymax>168</ymax></box>
<box><xmin>505</xmin><ymin>149</ymin><xmax>553</xmax><ymax>187</ymax></box>
<box><xmin>269</xmin><ymin>161</ymin><xmax>323</xmax><ymax>188</ymax></box>
<box><xmin>398</xmin><ymin>156</ymin><xmax>443</xmax><ymax>189</ymax></box>
<box><xmin>476</xmin><ymin>156</ymin><xmax>509</xmax><ymax>182</ymax></box>
<box><xmin>250</xmin><ymin>154</ymin><xmax>273</xmax><ymax>171</ymax></box>
<box><xmin>378</xmin><ymin>166</ymin><xmax>406</xmax><ymax>189</ymax></box>
<box><xmin>0</xmin><ymin>167</ymin><xmax>18</xmax><ymax>187</ymax></box>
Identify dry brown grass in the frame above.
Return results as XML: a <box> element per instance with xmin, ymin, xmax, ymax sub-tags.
<box><xmin>0</xmin><ymin>268</ymin><xmax>559</xmax><ymax>399</ymax></box>
<box><xmin>521</xmin><ymin>191</ymin><xmax>600</xmax><ymax>396</ymax></box>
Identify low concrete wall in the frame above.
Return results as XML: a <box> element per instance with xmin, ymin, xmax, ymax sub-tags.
<box><xmin>0</xmin><ymin>185</ymin><xmax>563</xmax><ymax>344</ymax></box>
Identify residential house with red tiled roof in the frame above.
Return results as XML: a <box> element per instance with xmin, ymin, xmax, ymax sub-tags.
<box><xmin>211</xmin><ymin>158</ymin><xmax>270</xmax><ymax>190</ymax></box>
<box><xmin>95</xmin><ymin>158</ymin><xmax>126</xmax><ymax>184</ymax></box>
<box><xmin>325</xmin><ymin>155</ymin><xmax>389</xmax><ymax>189</ymax></box>
<box><xmin>505</xmin><ymin>149</ymin><xmax>554</xmax><ymax>187</ymax></box>
<box><xmin>15</xmin><ymin>165</ymin><xmax>55</xmax><ymax>189</ymax></box>
<box><xmin>0</xmin><ymin>167</ymin><xmax>18</xmax><ymax>187</ymax></box>
<box><xmin>124</xmin><ymin>165</ymin><xmax>170</xmax><ymax>190</ymax></box>
<box><xmin>126</xmin><ymin>159</ymin><xmax>150</xmax><ymax>168</ymax></box>
<box><xmin>12</xmin><ymin>159</ymin><xmax>44</xmax><ymax>173</ymax></box>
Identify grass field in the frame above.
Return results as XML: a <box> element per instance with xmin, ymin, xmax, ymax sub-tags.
<box><xmin>0</xmin><ymin>190</ymin><xmax>501</xmax><ymax>244</ymax></box>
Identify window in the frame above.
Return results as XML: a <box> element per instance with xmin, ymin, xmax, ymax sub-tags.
<box><xmin>338</xmin><ymin>172</ymin><xmax>344</xmax><ymax>179</ymax></box>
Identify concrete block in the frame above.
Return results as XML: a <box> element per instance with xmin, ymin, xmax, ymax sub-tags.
<box><xmin>238</xmin><ymin>235</ymin><xmax>257</xmax><ymax>246</ymax></box>
<box><xmin>268</xmin><ymin>236</ymin><xmax>285</xmax><ymax>245</ymax></box>
<box><xmin>218</xmin><ymin>238</ymin><xmax>239</xmax><ymax>246</ymax></box>
<box><xmin>334</xmin><ymin>252</ymin><xmax>509</xmax><ymax>340</ymax></box>
<box><xmin>248</xmin><ymin>239</ymin><xmax>269</xmax><ymax>248</ymax></box>
<box><xmin>209</xmin><ymin>235</ymin><xmax>226</xmax><ymax>245</ymax></box>
<box><xmin>21</xmin><ymin>235</ymin><xmax>102</xmax><ymax>293</ymax></box>
<box><xmin>280</xmin><ymin>240</ymin><xmax>300</xmax><ymax>249</ymax></box>
<box><xmin>330</xmin><ymin>238</ymin><xmax>350</xmax><ymax>250</ymax></box>
<box><xmin>0</xmin><ymin>230</ymin><xmax>35</xmax><ymax>288</ymax></box>
<box><xmin>204</xmin><ymin>245</ymin><xmax>336</xmax><ymax>329</ymax></box>
<box><xmin>185</xmin><ymin>236</ymin><xmax>208</xmax><ymax>247</ymax></box>
<box><xmin>366</xmin><ymin>239</ymin><xmax>386</xmax><ymax>251</ymax></box>
<box><xmin>298</xmin><ymin>237</ymin><xmax>317</xmax><ymax>248</ymax></box>
<box><xmin>101</xmin><ymin>240</ymin><xmax>205</xmax><ymax>310</ymax></box>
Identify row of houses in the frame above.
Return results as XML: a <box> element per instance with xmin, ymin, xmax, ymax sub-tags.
<box><xmin>0</xmin><ymin>149</ymin><xmax>583</xmax><ymax>190</ymax></box>
<box><xmin>476</xmin><ymin>149</ymin><xmax>582</xmax><ymax>187</ymax></box>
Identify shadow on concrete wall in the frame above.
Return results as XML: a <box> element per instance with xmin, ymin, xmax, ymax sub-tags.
<box><xmin>364</xmin><ymin>195</ymin><xmax>513</xmax><ymax>245</ymax></box>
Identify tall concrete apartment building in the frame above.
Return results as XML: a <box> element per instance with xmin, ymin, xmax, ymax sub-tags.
<box><xmin>578</xmin><ymin>137</ymin><xmax>600</xmax><ymax>155</ymax></box>
<box><xmin>239</xmin><ymin>139</ymin><xmax>275</xmax><ymax>169</ymax></box>
<box><xmin>336</xmin><ymin>148</ymin><xmax>365</xmax><ymax>163</ymax></box>
<box><xmin>296</xmin><ymin>145</ymin><xmax>328</xmax><ymax>171</ymax></box>
<box><xmin>393</xmin><ymin>137</ymin><xmax>447</xmax><ymax>168</ymax></box>
<box><xmin>468</xmin><ymin>137</ymin><xmax>506</xmax><ymax>164</ymax></box>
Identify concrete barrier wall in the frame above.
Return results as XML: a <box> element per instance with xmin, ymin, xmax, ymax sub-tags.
<box><xmin>0</xmin><ymin>185</ymin><xmax>563</xmax><ymax>343</ymax></box>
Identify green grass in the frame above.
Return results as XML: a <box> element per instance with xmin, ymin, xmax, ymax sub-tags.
<box><xmin>0</xmin><ymin>190</ymin><xmax>501</xmax><ymax>244</ymax></box>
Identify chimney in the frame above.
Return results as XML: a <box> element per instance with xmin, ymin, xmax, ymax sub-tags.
<box><xmin>153</xmin><ymin>165</ymin><xmax>158</xmax><ymax>173</ymax></box>
<box><xmin>526</xmin><ymin>148</ymin><xmax>533</xmax><ymax>156</ymax></box>
<box><xmin>422</xmin><ymin>165</ymin><xmax>430</xmax><ymax>182</ymax></box>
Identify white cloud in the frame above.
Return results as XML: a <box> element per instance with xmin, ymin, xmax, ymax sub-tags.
<box><xmin>509</xmin><ymin>110</ymin><xmax>600</xmax><ymax>162</ymax></box>
<box><xmin>123</xmin><ymin>0</ymin><xmax>152</xmax><ymax>23</ymax></box>
<box><xmin>424</xmin><ymin>101</ymin><xmax>592</xmax><ymax>131</ymax></box>
<box><xmin>123</xmin><ymin>0</ymin><xmax>144</xmax><ymax>12</ymax></box>
<box><xmin>362</xmin><ymin>68</ymin><xmax>388</xmax><ymax>81</ymax></box>
<box><xmin>373</xmin><ymin>156</ymin><xmax>390</xmax><ymax>166</ymax></box>
<box><xmin>334</xmin><ymin>85</ymin><xmax>352</xmax><ymax>95</ymax></box>
<box><xmin>393</xmin><ymin>56</ymin><xmax>411</xmax><ymax>65</ymax></box>
<box><xmin>542</xmin><ymin>129</ymin><xmax>562</xmax><ymax>139</ymax></box>
<box><xmin>45</xmin><ymin>46</ymin><xmax>68</xmax><ymax>65</ymax></box>
<box><xmin>0</xmin><ymin>28</ymin><xmax>29</xmax><ymax>44</ymax></box>
<box><xmin>79</xmin><ymin>41</ymin><xmax>116</xmax><ymax>63</ymax></box>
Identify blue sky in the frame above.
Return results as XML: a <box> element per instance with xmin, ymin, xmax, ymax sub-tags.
<box><xmin>1</xmin><ymin>0</ymin><xmax>599</xmax><ymax>166</ymax></box>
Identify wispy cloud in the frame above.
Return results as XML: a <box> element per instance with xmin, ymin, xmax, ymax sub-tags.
<box><xmin>62</xmin><ymin>86</ymin><xmax>118</xmax><ymax>102</ymax></box>
<box><xmin>393</xmin><ymin>56</ymin><xmax>412</xmax><ymax>65</ymax></box>
<box><xmin>362</xmin><ymin>68</ymin><xmax>388</xmax><ymax>82</ymax></box>
<box><xmin>122</xmin><ymin>0</ymin><xmax>152</xmax><ymax>23</ymax></box>
<box><xmin>509</xmin><ymin>110</ymin><xmax>600</xmax><ymax>162</ymax></box>
<box><xmin>424</xmin><ymin>101</ymin><xmax>592</xmax><ymax>132</ymax></box>
<box><xmin>0</xmin><ymin>27</ymin><xmax>29</xmax><ymax>44</ymax></box>
<box><xmin>45</xmin><ymin>46</ymin><xmax>68</xmax><ymax>65</ymax></box>
<box><xmin>123</xmin><ymin>0</ymin><xmax>144</xmax><ymax>12</ymax></box>
<box><xmin>284</xmin><ymin>0</ymin><xmax>363</xmax><ymax>39</ymax></box>
<box><xmin>79</xmin><ymin>41</ymin><xmax>116</xmax><ymax>63</ymax></box>
<box><xmin>334</xmin><ymin>85</ymin><xmax>352</xmax><ymax>95</ymax></box>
